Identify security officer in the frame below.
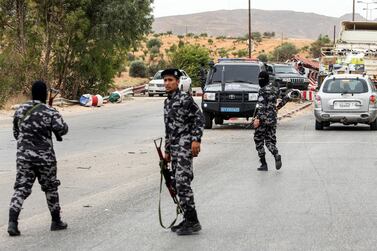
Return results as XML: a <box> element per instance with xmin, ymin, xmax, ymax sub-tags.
<box><xmin>253</xmin><ymin>71</ymin><xmax>289</xmax><ymax>171</ymax></box>
<box><xmin>8</xmin><ymin>81</ymin><xmax>69</xmax><ymax>236</ymax></box>
<box><xmin>162</xmin><ymin>69</ymin><xmax>204</xmax><ymax>235</ymax></box>
<box><xmin>199</xmin><ymin>63</ymin><xmax>207</xmax><ymax>91</ymax></box>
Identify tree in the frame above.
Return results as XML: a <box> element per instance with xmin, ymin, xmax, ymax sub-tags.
<box><xmin>237</xmin><ymin>49</ymin><xmax>248</xmax><ymax>58</ymax></box>
<box><xmin>310</xmin><ymin>34</ymin><xmax>331</xmax><ymax>58</ymax></box>
<box><xmin>147</xmin><ymin>38</ymin><xmax>163</xmax><ymax>50</ymax></box>
<box><xmin>208</xmin><ymin>39</ymin><xmax>214</xmax><ymax>45</ymax></box>
<box><xmin>218</xmin><ymin>48</ymin><xmax>229</xmax><ymax>58</ymax></box>
<box><xmin>251</xmin><ymin>32</ymin><xmax>262</xmax><ymax>42</ymax></box>
<box><xmin>272</xmin><ymin>43</ymin><xmax>299</xmax><ymax>62</ymax></box>
<box><xmin>0</xmin><ymin>0</ymin><xmax>154</xmax><ymax>104</ymax></box>
<box><xmin>170</xmin><ymin>45</ymin><xmax>210</xmax><ymax>87</ymax></box>
<box><xmin>166</xmin><ymin>31</ymin><xmax>173</xmax><ymax>36</ymax></box>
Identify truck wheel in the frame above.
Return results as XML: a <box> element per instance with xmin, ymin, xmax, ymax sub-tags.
<box><xmin>204</xmin><ymin>112</ymin><xmax>213</xmax><ymax>129</ymax></box>
<box><xmin>370</xmin><ymin>119</ymin><xmax>377</xmax><ymax>130</ymax></box>
<box><xmin>148</xmin><ymin>93</ymin><xmax>154</xmax><ymax>97</ymax></box>
<box><xmin>215</xmin><ymin>117</ymin><xmax>224</xmax><ymax>125</ymax></box>
<box><xmin>315</xmin><ymin>120</ymin><xmax>324</xmax><ymax>130</ymax></box>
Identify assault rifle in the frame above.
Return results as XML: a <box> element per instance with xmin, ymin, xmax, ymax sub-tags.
<box><xmin>154</xmin><ymin>138</ymin><xmax>182</xmax><ymax>229</ymax></box>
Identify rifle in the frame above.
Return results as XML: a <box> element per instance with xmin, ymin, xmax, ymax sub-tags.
<box><xmin>49</xmin><ymin>87</ymin><xmax>63</xmax><ymax>142</ymax></box>
<box><xmin>154</xmin><ymin>138</ymin><xmax>182</xmax><ymax>229</ymax></box>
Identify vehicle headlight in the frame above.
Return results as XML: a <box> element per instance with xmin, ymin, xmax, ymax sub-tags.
<box><xmin>203</xmin><ymin>93</ymin><xmax>216</xmax><ymax>101</ymax></box>
<box><xmin>248</xmin><ymin>93</ymin><xmax>258</xmax><ymax>101</ymax></box>
<box><xmin>282</xmin><ymin>78</ymin><xmax>291</xmax><ymax>82</ymax></box>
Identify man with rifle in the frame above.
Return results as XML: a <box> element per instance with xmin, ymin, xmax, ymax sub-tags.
<box><xmin>162</xmin><ymin>69</ymin><xmax>205</xmax><ymax>235</ymax></box>
<box><xmin>7</xmin><ymin>80</ymin><xmax>69</xmax><ymax>236</ymax></box>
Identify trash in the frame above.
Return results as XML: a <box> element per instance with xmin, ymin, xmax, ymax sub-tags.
<box><xmin>79</xmin><ymin>94</ymin><xmax>104</xmax><ymax>107</ymax></box>
<box><xmin>83</xmin><ymin>205</ymin><xmax>92</xmax><ymax>208</ymax></box>
<box><xmin>128</xmin><ymin>152</ymin><xmax>136</xmax><ymax>154</ymax></box>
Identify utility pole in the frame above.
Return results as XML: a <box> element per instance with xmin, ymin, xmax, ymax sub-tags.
<box><xmin>248</xmin><ymin>0</ymin><xmax>252</xmax><ymax>58</ymax></box>
<box><xmin>333</xmin><ymin>25</ymin><xmax>336</xmax><ymax>45</ymax></box>
<box><xmin>353</xmin><ymin>0</ymin><xmax>356</xmax><ymax>21</ymax></box>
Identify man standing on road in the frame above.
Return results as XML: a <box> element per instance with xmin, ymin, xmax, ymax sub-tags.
<box><xmin>7</xmin><ymin>81</ymin><xmax>69</xmax><ymax>236</ymax></box>
<box><xmin>163</xmin><ymin>69</ymin><xmax>205</xmax><ymax>235</ymax></box>
<box><xmin>199</xmin><ymin>63</ymin><xmax>207</xmax><ymax>92</ymax></box>
<box><xmin>253</xmin><ymin>71</ymin><xmax>289</xmax><ymax>171</ymax></box>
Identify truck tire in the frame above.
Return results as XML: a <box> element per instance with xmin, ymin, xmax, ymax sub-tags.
<box><xmin>148</xmin><ymin>93</ymin><xmax>154</xmax><ymax>97</ymax></box>
<box><xmin>215</xmin><ymin>117</ymin><xmax>224</xmax><ymax>125</ymax></box>
<box><xmin>315</xmin><ymin>120</ymin><xmax>324</xmax><ymax>130</ymax></box>
<box><xmin>370</xmin><ymin>119</ymin><xmax>377</xmax><ymax>130</ymax></box>
<box><xmin>204</xmin><ymin>112</ymin><xmax>213</xmax><ymax>129</ymax></box>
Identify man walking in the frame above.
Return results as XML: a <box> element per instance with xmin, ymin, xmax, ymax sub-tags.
<box><xmin>8</xmin><ymin>81</ymin><xmax>69</xmax><ymax>236</ymax></box>
<box><xmin>253</xmin><ymin>71</ymin><xmax>289</xmax><ymax>171</ymax></box>
<box><xmin>163</xmin><ymin>69</ymin><xmax>205</xmax><ymax>235</ymax></box>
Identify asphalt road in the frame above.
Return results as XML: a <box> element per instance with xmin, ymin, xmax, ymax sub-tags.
<box><xmin>1</xmin><ymin>98</ymin><xmax>377</xmax><ymax>250</ymax></box>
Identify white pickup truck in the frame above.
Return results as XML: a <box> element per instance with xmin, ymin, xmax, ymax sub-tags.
<box><xmin>321</xmin><ymin>21</ymin><xmax>377</xmax><ymax>84</ymax></box>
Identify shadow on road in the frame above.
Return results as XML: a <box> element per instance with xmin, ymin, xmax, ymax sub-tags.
<box><xmin>322</xmin><ymin>125</ymin><xmax>373</xmax><ymax>132</ymax></box>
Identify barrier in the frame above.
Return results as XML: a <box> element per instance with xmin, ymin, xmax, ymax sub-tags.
<box><xmin>79</xmin><ymin>94</ymin><xmax>104</xmax><ymax>107</ymax></box>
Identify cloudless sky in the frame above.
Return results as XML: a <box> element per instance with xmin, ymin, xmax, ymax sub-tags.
<box><xmin>153</xmin><ymin>0</ymin><xmax>373</xmax><ymax>19</ymax></box>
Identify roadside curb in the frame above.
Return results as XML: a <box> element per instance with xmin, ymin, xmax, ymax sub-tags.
<box><xmin>278</xmin><ymin>102</ymin><xmax>313</xmax><ymax>120</ymax></box>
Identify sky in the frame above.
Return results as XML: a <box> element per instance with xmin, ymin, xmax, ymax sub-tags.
<box><xmin>153</xmin><ymin>0</ymin><xmax>373</xmax><ymax>19</ymax></box>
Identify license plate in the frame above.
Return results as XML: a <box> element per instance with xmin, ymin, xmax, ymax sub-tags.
<box><xmin>334</xmin><ymin>102</ymin><xmax>360</xmax><ymax>110</ymax></box>
<box><xmin>221</xmin><ymin>107</ymin><xmax>240</xmax><ymax>113</ymax></box>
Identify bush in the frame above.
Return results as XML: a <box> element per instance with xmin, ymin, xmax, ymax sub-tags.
<box><xmin>177</xmin><ymin>35</ymin><xmax>184</xmax><ymax>39</ymax></box>
<box><xmin>218</xmin><ymin>48</ymin><xmax>229</xmax><ymax>58</ymax></box>
<box><xmin>149</xmin><ymin>46</ymin><xmax>160</xmax><ymax>55</ymax></box>
<box><xmin>237</xmin><ymin>49</ymin><xmax>248</xmax><ymax>58</ymax></box>
<box><xmin>170</xmin><ymin>45</ymin><xmax>211</xmax><ymax>87</ymax></box>
<box><xmin>200</xmin><ymin>33</ymin><xmax>208</xmax><ymax>37</ymax></box>
<box><xmin>186</xmin><ymin>33</ymin><xmax>195</xmax><ymax>37</ymax></box>
<box><xmin>129</xmin><ymin>61</ymin><xmax>147</xmax><ymax>78</ymax></box>
<box><xmin>148</xmin><ymin>60</ymin><xmax>170</xmax><ymax>77</ymax></box>
<box><xmin>310</xmin><ymin>34</ymin><xmax>331</xmax><ymax>58</ymax></box>
<box><xmin>257</xmin><ymin>53</ymin><xmax>268</xmax><ymax>63</ymax></box>
<box><xmin>251</xmin><ymin>32</ymin><xmax>262</xmax><ymax>43</ymax></box>
<box><xmin>166</xmin><ymin>31</ymin><xmax>173</xmax><ymax>36</ymax></box>
<box><xmin>208</xmin><ymin>39</ymin><xmax>214</xmax><ymax>45</ymax></box>
<box><xmin>178</xmin><ymin>40</ymin><xmax>185</xmax><ymax>48</ymax></box>
<box><xmin>146</xmin><ymin>38</ymin><xmax>163</xmax><ymax>50</ymax></box>
<box><xmin>272</xmin><ymin>43</ymin><xmax>299</xmax><ymax>62</ymax></box>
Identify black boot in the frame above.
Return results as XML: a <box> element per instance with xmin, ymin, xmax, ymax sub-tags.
<box><xmin>275</xmin><ymin>154</ymin><xmax>282</xmax><ymax>170</ymax></box>
<box><xmin>257</xmin><ymin>156</ymin><xmax>268</xmax><ymax>171</ymax></box>
<box><xmin>176</xmin><ymin>209</ymin><xmax>202</xmax><ymax>236</ymax></box>
<box><xmin>8</xmin><ymin>210</ymin><xmax>20</xmax><ymax>236</ymax></box>
<box><xmin>50</xmin><ymin>211</ymin><xmax>68</xmax><ymax>231</ymax></box>
<box><xmin>171</xmin><ymin>219</ymin><xmax>186</xmax><ymax>232</ymax></box>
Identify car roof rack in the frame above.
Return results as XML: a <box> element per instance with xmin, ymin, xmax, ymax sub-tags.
<box><xmin>218</xmin><ymin>58</ymin><xmax>259</xmax><ymax>63</ymax></box>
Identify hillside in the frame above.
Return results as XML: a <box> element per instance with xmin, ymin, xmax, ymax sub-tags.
<box><xmin>153</xmin><ymin>9</ymin><xmax>366</xmax><ymax>39</ymax></box>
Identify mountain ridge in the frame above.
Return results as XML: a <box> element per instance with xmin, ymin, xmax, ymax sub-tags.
<box><xmin>152</xmin><ymin>9</ymin><xmax>366</xmax><ymax>39</ymax></box>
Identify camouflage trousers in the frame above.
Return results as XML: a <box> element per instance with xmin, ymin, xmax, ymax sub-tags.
<box><xmin>254</xmin><ymin>123</ymin><xmax>279</xmax><ymax>158</ymax></box>
<box><xmin>171</xmin><ymin>144</ymin><xmax>195</xmax><ymax>214</ymax></box>
<box><xmin>9</xmin><ymin>160</ymin><xmax>61</xmax><ymax>217</ymax></box>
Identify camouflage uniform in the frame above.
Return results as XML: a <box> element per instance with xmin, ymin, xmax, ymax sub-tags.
<box><xmin>9</xmin><ymin>100</ymin><xmax>68</xmax><ymax>218</ymax></box>
<box><xmin>164</xmin><ymin>90</ymin><xmax>204</xmax><ymax>213</ymax></box>
<box><xmin>254</xmin><ymin>84</ymin><xmax>289</xmax><ymax>158</ymax></box>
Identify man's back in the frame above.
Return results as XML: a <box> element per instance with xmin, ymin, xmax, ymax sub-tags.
<box><xmin>13</xmin><ymin>100</ymin><xmax>68</xmax><ymax>163</ymax></box>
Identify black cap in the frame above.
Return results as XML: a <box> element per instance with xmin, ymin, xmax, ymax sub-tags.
<box><xmin>32</xmin><ymin>80</ymin><xmax>48</xmax><ymax>103</ymax></box>
<box><xmin>161</xmin><ymin>69</ymin><xmax>182</xmax><ymax>80</ymax></box>
<box><xmin>258</xmin><ymin>71</ymin><xmax>270</xmax><ymax>88</ymax></box>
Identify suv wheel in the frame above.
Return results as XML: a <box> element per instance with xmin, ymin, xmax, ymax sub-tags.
<box><xmin>315</xmin><ymin>120</ymin><xmax>324</xmax><ymax>130</ymax></box>
<box><xmin>370</xmin><ymin>119</ymin><xmax>377</xmax><ymax>130</ymax></box>
<box><xmin>215</xmin><ymin>117</ymin><xmax>224</xmax><ymax>125</ymax></box>
<box><xmin>204</xmin><ymin>112</ymin><xmax>213</xmax><ymax>129</ymax></box>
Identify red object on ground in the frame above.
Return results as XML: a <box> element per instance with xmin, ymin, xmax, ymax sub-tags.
<box><xmin>92</xmin><ymin>95</ymin><xmax>98</xmax><ymax>106</ymax></box>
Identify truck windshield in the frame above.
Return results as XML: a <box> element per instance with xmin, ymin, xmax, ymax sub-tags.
<box><xmin>323</xmin><ymin>79</ymin><xmax>368</xmax><ymax>93</ymax></box>
<box><xmin>211</xmin><ymin>65</ymin><xmax>260</xmax><ymax>84</ymax></box>
<box><xmin>274</xmin><ymin>66</ymin><xmax>298</xmax><ymax>74</ymax></box>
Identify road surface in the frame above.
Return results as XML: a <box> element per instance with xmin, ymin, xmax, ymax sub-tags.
<box><xmin>1</xmin><ymin>98</ymin><xmax>377</xmax><ymax>250</ymax></box>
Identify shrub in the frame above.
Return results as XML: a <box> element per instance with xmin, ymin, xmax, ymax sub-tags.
<box><xmin>129</xmin><ymin>61</ymin><xmax>147</xmax><ymax>78</ymax></box>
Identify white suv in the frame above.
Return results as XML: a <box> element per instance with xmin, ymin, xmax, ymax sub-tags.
<box><xmin>314</xmin><ymin>74</ymin><xmax>377</xmax><ymax>130</ymax></box>
<box><xmin>147</xmin><ymin>70</ymin><xmax>192</xmax><ymax>97</ymax></box>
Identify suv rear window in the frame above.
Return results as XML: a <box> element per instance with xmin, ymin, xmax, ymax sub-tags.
<box><xmin>211</xmin><ymin>65</ymin><xmax>260</xmax><ymax>85</ymax></box>
<box><xmin>322</xmin><ymin>79</ymin><xmax>368</xmax><ymax>93</ymax></box>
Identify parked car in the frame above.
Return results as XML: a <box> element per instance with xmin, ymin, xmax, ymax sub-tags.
<box><xmin>267</xmin><ymin>64</ymin><xmax>309</xmax><ymax>93</ymax></box>
<box><xmin>314</xmin><ymin>74</ymin><xmax>377</xmax><ymax>130</ymax></box>
<box><xmin>146</xmin><ymin>70</ymin><xmax>192</xmax><ymax>97</ymax></box>
<box><xmin>202</xmin><ymin>58</ymin><xmax>264</xmax><ymax>129</ymax></box>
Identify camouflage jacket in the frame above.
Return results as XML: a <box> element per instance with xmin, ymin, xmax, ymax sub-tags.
<box><xmin>13</xmin><ymin>100</ymin><xmax>69</xmax><ymax>163</ymax></box>
<box><xmin>164</xmin><ymin>90</ymin><xmax>204</xmax><ymax>154</ymax></box>
<box><xmin>255</xmin><ymin>84</ymin><xmax>289</xmax><ymax>125</ymax></box>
